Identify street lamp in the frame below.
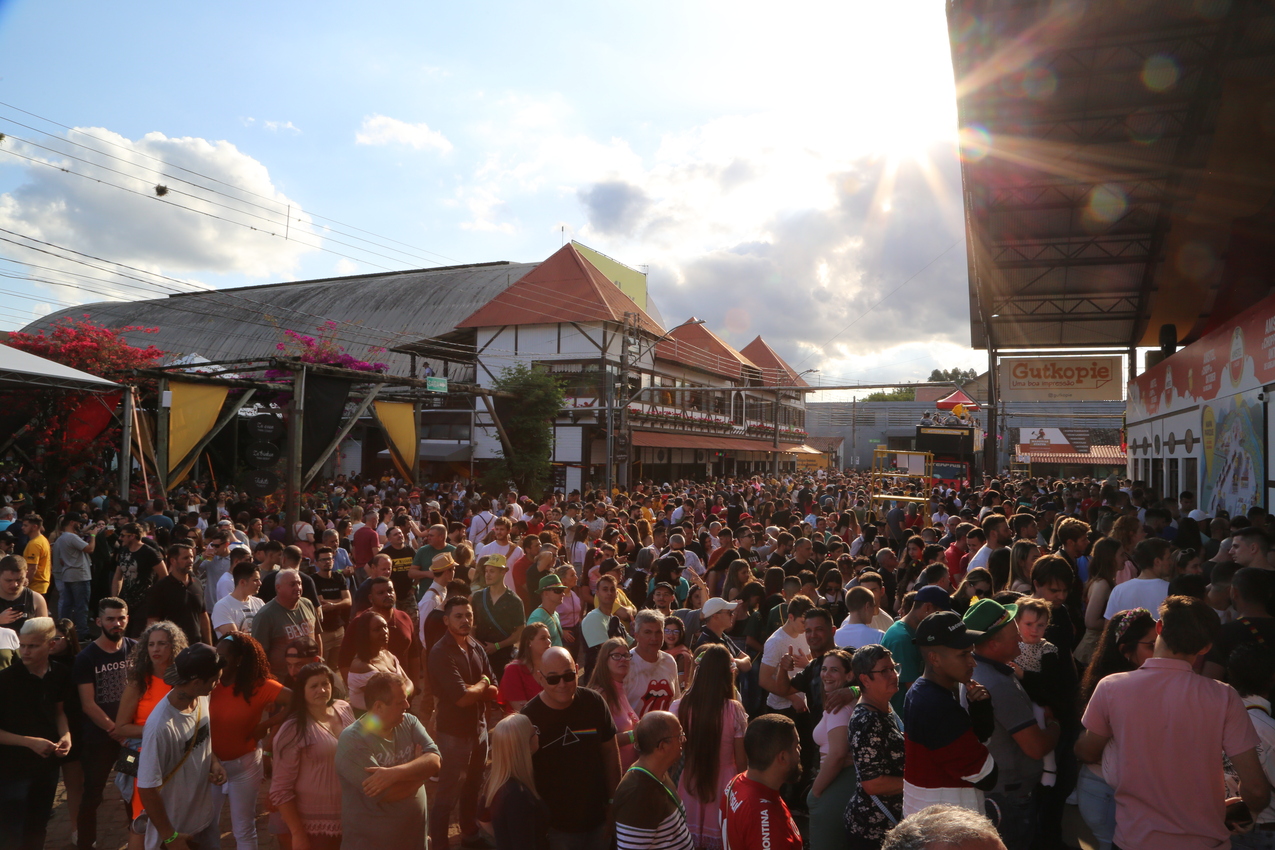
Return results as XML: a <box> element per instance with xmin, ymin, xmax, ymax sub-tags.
<box><xmin>614</xmin><ymin>316</ymin><xmax>706</xmax><ymax>489</ymax></box>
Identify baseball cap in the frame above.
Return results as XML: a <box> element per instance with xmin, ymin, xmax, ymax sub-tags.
<box><xmin>913</xmin><ymin>611</ymin><xmax>979</xmax><ymax>649</ymax></box>
<box><xmin>914</xmin><ymin>586</ymin><xmax>955</xmax><ymax>611</ymax></box>
<box><xmin>1188</xmin><ymin>509</ymin><xmax>1209</xmax><ymax>522</ymax></box>
<box><xmin>962</xmin><ymin>598</ymin><xmax>1018</xmax><ymax>640</ymax></box>
<box><xmin>702</xmin><ymin>597</ymin><xmax>739</xmax><ymax>617</ymax></box>
<box><xmin>164</xmin><ymin>644</ymin><xmax>225</xmax><ymax>686</ymax></box>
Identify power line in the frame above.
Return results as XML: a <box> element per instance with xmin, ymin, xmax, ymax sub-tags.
<box><xmin>0</xmin><ymin>101</ymin><xmax>462</xmax><ymax>265</ymax></box>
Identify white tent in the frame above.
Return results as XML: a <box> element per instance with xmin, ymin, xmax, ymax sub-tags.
<box><xmin>0</xmin><ymin>342</ymin><xmax>119</xmax><ymax>392</ymax></box>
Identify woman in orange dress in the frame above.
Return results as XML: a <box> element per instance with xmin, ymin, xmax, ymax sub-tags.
<box><xmin>114</xmin><ymin>620</ymin><xmax>187</xmax><ymax>850</ymax></box>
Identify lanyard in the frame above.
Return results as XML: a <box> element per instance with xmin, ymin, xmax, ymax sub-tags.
<box><xmin>626</xmin><ymin>766</ymin><xmax>687</xmax><ymax>820</ymax></box>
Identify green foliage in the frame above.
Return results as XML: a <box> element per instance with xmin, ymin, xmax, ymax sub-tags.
<box><xmin>928</xmin><ymin>367</ymin><xmax>978</xmax><ymax>385</ymax></box>
<box><xmin>863</xmin><ymin>387</ymin><xmax>916</xmax><ymax>402</ymax></box>
<box><xmin>480</xmin><ymin>364</ymin><xmax>564</xmax><ymax>499</ymax></box>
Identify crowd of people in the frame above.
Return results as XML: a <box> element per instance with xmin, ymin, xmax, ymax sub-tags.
<box><xmin>0</xmin><ymin>469</ymin><xmax>1272</xmax><ymax>850</ymax></box>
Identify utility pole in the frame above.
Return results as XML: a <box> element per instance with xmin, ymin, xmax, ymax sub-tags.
<box><xmin>605</xmin><ymin>366</ymin><xmax>615</xmax><ymax>496</ymax></box>
<box><xmin>771</xmin><ymin>388</ymin><xmax>780</xmax><ymax>478</ymax></box>
<box><xmin>851</xmin><ymin>395</ymin><xmax>857</xmax><ymax>470</ymax></box>
<box><xmin>617</xmin><ymin>312</ymin><xmax>636</xmax><ymax>490</ymax></box>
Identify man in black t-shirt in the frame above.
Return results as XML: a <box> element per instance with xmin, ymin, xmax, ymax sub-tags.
<box><xmin>521</xmin><ymin>647</ymin><xmax>619</xmax><ymax>846</ymax></box>
<box><xmin>1202</xmin><ymin>566</ymin><xmax>1275</xmax><ymax>680</ymax></box>
<box><xmin>781</xmin><ymin>537</ymin><xmax>815</xmax><ymax>578</ymax></box>
<box><xmin>312</xmin><ymin>545</ymin><xmax>352</xmax><ymax>661</ymax></box>
<box><xmin>380</xmin><ymin>526</ymin><xmax>418</xmax><ymax>620</ymax></box>
<box><xmin>110</xmin><ymin>523</ymin><xmax>163</xmax><ymax>637</ymax></box>
<box><xmin>73</xmin><ymin>597</ymin><xmax>136</xmax><ymax>850</ymax></box>
<box><xmin>0</xmin><ymin>616</ymin><xmax>72</xmax><ymax>849</ymax></box>
<box><xmin>144</xmin><ymin>542</ymin><xmax>210</xmax><ymax>646</ymax></box>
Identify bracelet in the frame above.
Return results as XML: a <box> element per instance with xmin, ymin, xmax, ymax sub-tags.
<box><xmin>163</xmin><ymin>831</ymin><xmax>181</xmax><ymax>845</ymax></box>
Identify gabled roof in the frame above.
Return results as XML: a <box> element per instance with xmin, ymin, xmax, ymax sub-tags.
<box><xmin>456</xmin><ymin>243</ymin><xmax>664</xmax><ymax>334</ymax></box>
<box><xmin>740</xmin><ymin>336</ymin><xmax>808</xmax><ymax>387</ymax></box>
<box><xmin>655</xmin><ymin>318</ymin><xmax>760</xmax><ymax>381</ymax></box>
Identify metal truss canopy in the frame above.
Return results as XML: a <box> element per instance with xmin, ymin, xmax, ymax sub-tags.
<box><xmin>949</xmin><ymin>0</ymin><xmax>1275</xmax><ymax>352</ymax></box>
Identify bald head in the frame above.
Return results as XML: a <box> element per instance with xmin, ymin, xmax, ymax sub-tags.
<box><xmin>541</xmin><ymin>646</ymin><xmax>574</xmax><ymax>673</ymax></box>
<box><xmin>634</xmin><ymin>710</ymin><xmax>679</xmax><ymax>754</ymax></box>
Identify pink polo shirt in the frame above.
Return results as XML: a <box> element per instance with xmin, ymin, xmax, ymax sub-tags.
<box><xmin>1082</xmin><ymin>657</ymin><xmax>1259</xmax><ymax>850</ymax></box>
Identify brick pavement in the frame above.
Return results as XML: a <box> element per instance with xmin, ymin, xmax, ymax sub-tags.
<box><xmin>45</xmin><ymin>772</ymin><xmax>472</xmax><ymax>849</ymax></box>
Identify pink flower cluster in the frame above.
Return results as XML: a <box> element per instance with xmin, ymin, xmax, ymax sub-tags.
<box><xmin>274</xmin><ymin>323</ymin><xmax>389</xmax><ymax>373</ymax></box>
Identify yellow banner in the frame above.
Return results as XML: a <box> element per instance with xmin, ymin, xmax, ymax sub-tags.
<box><xmin>374</xmin><ymin>400</ymin><xmax>418</xmax><ymax>484</ymax></box>
<box><xmin>168</xmin><ymin>382</ymin><xmax>229</xmax><ymax>484</ymax></box>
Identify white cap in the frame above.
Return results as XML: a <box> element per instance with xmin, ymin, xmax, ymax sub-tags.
<box><xmin>1188</xmin><ymin>509</ymin><xmax>1209</xmax><ymax>522</ymax></box>
<box><xmin>702</xmin><ymin>597</ymin><xmax>739</xmax><ymax>617</ymax></box>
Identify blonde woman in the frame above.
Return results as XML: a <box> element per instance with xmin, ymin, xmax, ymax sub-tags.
<box><xmin>484</xmin><ymin>714</ymin><xmax>550</xmax><ymax>850</ymax></box>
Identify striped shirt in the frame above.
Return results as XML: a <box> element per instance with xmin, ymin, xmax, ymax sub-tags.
<box><xmin>613</xmin><ymin>767</ymin><xmax>695</xmax><ymax>850</ymax></box>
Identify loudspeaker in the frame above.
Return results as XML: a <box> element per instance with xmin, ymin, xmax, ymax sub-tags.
<box><xmin>1159</xmin><ymin>323</ymin><xmax>1177</xmax><ymax>359</ymax></box>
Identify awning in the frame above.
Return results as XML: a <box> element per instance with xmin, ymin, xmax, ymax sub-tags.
<box><xmin>0</xmin><ymin>343</ymin><xmax>119</xmax><ymax>391</ymax></box>
<box><xmin>936</xmin><ymin>389</ymin><xmax>979</xmax><ymax>411</ymax></box>
<box><xmin>631</xmin><ymin>430</ymin><xmax>809</xmax><ymax>454</ymax></box>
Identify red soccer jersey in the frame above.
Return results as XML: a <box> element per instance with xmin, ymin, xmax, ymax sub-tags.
<box><xmin>719</xmin><ymin>774</ymin><xmax>802</xmax><ymax>850</ymax></box>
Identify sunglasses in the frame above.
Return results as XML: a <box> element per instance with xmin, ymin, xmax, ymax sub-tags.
<box><xmin>541</xmin><ymin>670</ymin><xmax>578</xmax><ymax>686</ymax></box>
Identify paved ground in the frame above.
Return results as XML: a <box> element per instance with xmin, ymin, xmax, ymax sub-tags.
<box><xmin>44</xmin><ymin>773</ymin><xmax>476</xmax><ymax>850</ymax></box>
<box><xmin>45</xmin><ymin>771</ymin><xmax>1097</xmax><ymax>849</ymax></box>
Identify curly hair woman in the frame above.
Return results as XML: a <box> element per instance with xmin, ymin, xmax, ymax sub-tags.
<box><xmin>211</xmin><ymin>632</ymin><xmax>291</xmax><ymax>850</ymax></box>
<box><xmin>113</xmin><ymin>621</ymin><xmax>187</xmax><ymax>847</ymax></box>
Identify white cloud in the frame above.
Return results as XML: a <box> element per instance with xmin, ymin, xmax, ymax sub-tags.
<box><xmin>334</xmin><ymin>258</ymin><xmax>359</xmax><ymax>275</ymax></box>
<box><xmin>264</xmin><ymin>120</ymin><xmax>301</xmax><ymax>134</ymax></box>
<box><xmin>0</xmin><ymin>127</ymin><xmax>317</xmax><ymax>313</ymax></box>
<box><xmin>356</xmin><ymin>115</ymin><xmax>452</xmax><ymax>153</ymax></box>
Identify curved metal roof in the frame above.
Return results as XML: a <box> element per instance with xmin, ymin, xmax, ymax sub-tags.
<box><xmin>25</xmin><ymin>261</ymin><xmax>538</xmax><ymax>372</ymax></box>
<box><xmin>949</xmin><ymin>0</ymin><xmax>1275</xmax><ymax>350</ymax></box>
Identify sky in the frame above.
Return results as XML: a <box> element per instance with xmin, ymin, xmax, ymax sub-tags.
<box><xmin>0</xmin><ymin>0</ymin><xmax>985</xmax><ymax>396</ymax></box>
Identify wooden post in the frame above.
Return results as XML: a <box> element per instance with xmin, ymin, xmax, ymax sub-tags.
<box><xmin>118</xmin><ymin>388</ymin><xmax>134</xmax><ymax>501</ymax></box>
<box><xmin>156</xmin><ymin>378</ymin><xmax>170</xmax><ymax>495</ymax></box>
<box><xmin>285</xmin><ymin>366</ymin><xmax>306</xmax><ymax>531</ymax></box>
<box><xmin>480</xmin><ymin>392</ymin><xmax>515</xmax><ymax>458</ymax></box>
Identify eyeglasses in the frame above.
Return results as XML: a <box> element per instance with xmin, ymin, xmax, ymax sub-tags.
<box><xmin>540</xmin><ymin>670</ymin><xmax>578</xmax><ymax>686</ymax></box>
<box><xmin>866</xmin><ymin>663</ymin><xmax>901</xmax><ymax>677</ymax></box>
<box><xmin>608</xmin><ymin>652</ymin><xmax>629</xmax><ymax>661</ymax></box>
<box><xmin>659</xmin><ymin>733</ymin><xmax>687</xmax><ymax>745</ymax></box>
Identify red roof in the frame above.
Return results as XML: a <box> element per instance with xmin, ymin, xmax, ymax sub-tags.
<box><xmin>456</xmin><ymin>243</ymin><xmax>664</xmax><ymax>333</ymax></box>
<box><xmin>631</xmin><ymin>430</ymin><xmax>817</xmax><ymax>454</ymax></box>
<box><xmin>1016</xmin><ymin>445</ymin><xmax>1126</xmax><ymax>464</ymax></box>
<box><xmin>740</xmin><ymin>336</ymin><xmax>808</xmax><ymax>387</ymax></box>
<box><xmin>655</xmin><ymin>318</ymin><xmax>760</xmax><ymax>380</ymax></box>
